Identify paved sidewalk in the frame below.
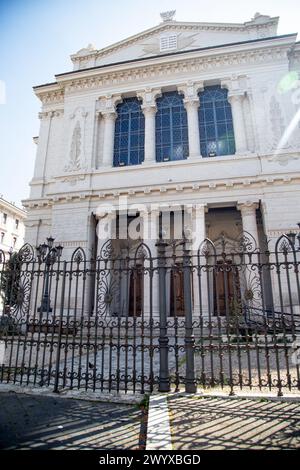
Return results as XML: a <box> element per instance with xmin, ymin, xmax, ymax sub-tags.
<box><xmin>0</xmin><ymin>392</ymin><xmax>144</xmax><ymax>450</ymax></box>
<box><xmin>168</xmin><ymin>395</ymin><xmax>300</xmax><ymax>450</ymax></box>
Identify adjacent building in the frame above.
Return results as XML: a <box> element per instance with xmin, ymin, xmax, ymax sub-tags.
<box><xmin>0</xmin><ymin>197</ymin><xmax>26</xmax><ymax>259</ymax></box>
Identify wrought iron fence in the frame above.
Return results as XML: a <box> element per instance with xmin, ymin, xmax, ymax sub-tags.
<box><xmin>0</xmin><ymin>233</ymin><xmax>299</xmax><ymax>396</ymax></box>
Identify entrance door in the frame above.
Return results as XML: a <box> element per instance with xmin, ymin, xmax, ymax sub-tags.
<box><xmin>128</xmin><ymin>265</ymin><xmax>143</xmax><ymax>316</ymax></box>
<box><xmin>213</xmin><ymin>260</ymin><xmax>240</xmax><ymax>316</ymax></box>
<box><xmin>170</xmin><ymin>266</ymin><xmax>185</xmax><ymax>316</ymax></box>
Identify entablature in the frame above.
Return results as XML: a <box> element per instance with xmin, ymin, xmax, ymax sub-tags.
<box><xmin>34</xmin><ymin>35</ymin><xmax>296</xmax><ymax>103</ymax></box>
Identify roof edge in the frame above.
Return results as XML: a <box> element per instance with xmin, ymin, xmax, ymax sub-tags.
<box><xmin>0</xmin><ymin>197</ymin><xmax>27</xmax><ymax>216</ymax></box>
<box><xmin>33</xmin><ymin>33</ymin><xmax>297</xmax><ymax>92</ymax></box>
<box><xmin>58</xmin><ymin>33</ymin><xmax>297</xmax><ymax>78</ymax></box>
<box><xmin>71</xmin><ymin>16</ymin><xmax>280</xmax><ymax>62</ymax></box>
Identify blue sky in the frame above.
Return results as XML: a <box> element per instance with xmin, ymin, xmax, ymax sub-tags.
<box><xmin>0</xmin><ymin>0</ymin><xmax>299</xmax><ymax>206</ymax></box>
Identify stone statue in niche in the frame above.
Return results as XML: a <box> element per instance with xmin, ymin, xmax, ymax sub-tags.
<box><xmin>65</xmin><ymin>121</ymin><xmax>82</xmax><ymax>171</ymax></box>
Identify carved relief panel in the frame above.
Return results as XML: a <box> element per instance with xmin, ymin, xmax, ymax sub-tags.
<box><xmin>64</xmin><ymin>107</ymin><xmax>88</xmax><ymax>173</ymax></box>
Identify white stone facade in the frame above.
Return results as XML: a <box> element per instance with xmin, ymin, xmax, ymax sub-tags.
<box><xmin>23</xmin><ymin>13</ymin><xmax>300</xmax><ymax>317</ymax></box>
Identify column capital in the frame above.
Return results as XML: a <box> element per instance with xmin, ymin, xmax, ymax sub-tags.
<box><xmin>191</xmin><ymin>204</ymin><xmax>208</xmax><ymax>216</ymax></box>
<box><xmin>148</xmin><ymin>206</ymin><xmax>161</xmax><ymax>218</ymax></box>
<box><xmin>221</xmin><ymin>75</ymin><xmax>248</xmax><ymax>93</ymax></box>
<box><xmin>141</xmin><ymin>104</ymin><xmax>157</xmax><ymax>115</ymax></box>
<box><xmin>140</xmin><ymin>210</ymin><xmax>160</xmax><ymax>234</ymax></box>
<box><xmin>150</xmin><ymin>209</ymin><xmax>161</xmax><ymax>218</ymax></box>
<box><xmin>183</xmin><ymin>98</ymin><xmax>199</xmax><ymax>110</ymax></box>
<box><xmin>237</xmin><ymin>200</ymin><xmax>259</xmax><ymax>247</ymax></box>
<box><xmin>227</xmin><ymin>92</ymin><xmax>245</xmax><ymax>103</ymax></box>
<box><xmin>96</xmin><ymin>209</ymin><xmax>116</xmax><ymax>220</ymax></box>
<box><xmin>139</xmin><ymin>208</ymin><xmax>150</xmax><ymax>218</ymax></box>
<box><xmin>98</xmin><ymin>94</ymin><xmax>122</xmax><ymax>115</ymax></box>
<box><xmin>237</xmin><ymin>200</ymin><xmax>259</xmax><ymax>213</ymax></box>
<box><xmin>101</xmin><ymin>110</ymin><xmax>117</xmax><ymax>121</ymax></box>
<box><xmin>38</xmin><ymin>110</ymin><xmax>55</xmax><ymax>120</ymax></box>
<box><xmin>137</xmin><ymin>88</ymin><xmax>161</xmax><ymax>107</ymax></box>
<box><xmin>177</xmin><ymin>81</ymin><xmax>204</xmax><ymax>101</ymax></box>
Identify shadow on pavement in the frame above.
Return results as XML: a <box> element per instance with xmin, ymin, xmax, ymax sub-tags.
<box><xmin>168</xmin><ymin>395</ymin><xmax>300</xmax><ymax>450</ymax></box>
<box><xmin>0</xmin><ymin>392</ymin><xmax>144</xmax><ymax>450</ymax></box>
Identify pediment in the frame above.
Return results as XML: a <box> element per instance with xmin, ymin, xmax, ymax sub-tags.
<box><xmin>70</xmin><ymin>15</ymin><xmax>279</xmax><ymax>70</ymax></box>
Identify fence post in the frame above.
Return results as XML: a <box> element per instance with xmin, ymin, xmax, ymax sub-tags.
<box><xmin>53</xmin><ymin>260</ymin><xmax>67</xmax><ymax>393</ymax></box>
<box><xmin>183</xmin><ymin>239</ymin><xmax>196</xmax><ymax>393</ymax></box>
<box><xmin>156</xmin><ymin>238</ymin><xmax>170</xmax><ymax>392</ymax></box>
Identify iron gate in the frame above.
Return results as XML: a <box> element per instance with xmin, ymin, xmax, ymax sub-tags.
<box><xmin>0</xmin><ymin>234</ymin><xmax>299</xmax><ymax>396</ymax></box>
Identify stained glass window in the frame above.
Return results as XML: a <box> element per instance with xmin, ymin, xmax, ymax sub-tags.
<box><xmin>155</xmin><ymin>92</ymin><xmax>189</xmax><ymax>162</ymax></box>
<box><xmin>113</xmin><ymin>98</ymin><xmax>145</xmax><ymax>166</ymax></box>
<box><xmin>199</xmin><ymin>86</ymin><xmax>235</xmax><ymax>157</ymax></box>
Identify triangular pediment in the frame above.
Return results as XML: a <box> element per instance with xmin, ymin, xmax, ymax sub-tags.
<box><xmin>71</xmin><ymin>15</ymin><xmax>278</xmax><ymax>70</ymax></box>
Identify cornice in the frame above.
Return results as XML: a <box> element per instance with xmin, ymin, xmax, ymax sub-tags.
<box><xmin>63</xmin><ymin>45</ymin><xmax>291</xmax><ymax>94</ymax></box>
<box><xmin>35</xmin><ymin>88</ymin><xmax>65</xmax><ymax>106</ymax></box>
<box><xmin>267</xmin><ymin>229</ymin><xmax>300</xmax><ymax>237</ymax></box>
<box><xmin>23</xmin><ymin>173</ymin><xmax>300</xmax><ymax>210</ymax></box>
<box><xmin>33</xmin><ymin>35</ymin><xmax>295</xmax><ymax>103</ymax></box>
<box><xmin>62</xmin><ymin>36</ymin><xmax>294</xmax><ymax>79</ymax></box>
<box><xmin>0</xmin><ymin>198</ymin><xmax>27</xmax><ymax>217</ymax></box>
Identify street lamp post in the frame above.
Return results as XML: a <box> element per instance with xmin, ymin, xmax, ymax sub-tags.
<box><xmin>286</xmin><ymin>223</ymin><xmax>300</xmax><ymax>250</ymax></box>
<box><xmin>156</xmin><ymin>223</ymin><xmax>196</xmax><ymax>393</ymax></box>
<box><xmin>37</xmin><ymin>237</ymin><xmax>63</xmax><ymax>313</ymax></box>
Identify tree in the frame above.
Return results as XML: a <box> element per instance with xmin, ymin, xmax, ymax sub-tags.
<box><xmin>0</xmin><ymin>253</ymin><xmax>22</xmax><ymax>310</ymax></box>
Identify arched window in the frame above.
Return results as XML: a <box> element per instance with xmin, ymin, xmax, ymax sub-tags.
<box><xmin>156</xmin><ymin>91</ymin><xmax>189</xmax><ymax>162</ymax></box>
<box><xmin>199</xmin><ymin>86</ymin><xmax>235</xmax><ymax>157</ymax></box>
<box><xmin>113</xmin><ymin>98</ymin><xmax>145</xmax><ymax>166</ymax></box>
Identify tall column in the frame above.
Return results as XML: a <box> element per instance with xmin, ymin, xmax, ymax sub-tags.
<box><xmin>142</xmin><ymin>105</ymin><xmax>157</xmax><ymax>164</ymax></box>
<box><xmin>237</xmin><ymin>201</ymin><xmax>262</xmax><ymax>317</ymax></box>
<box><xmin>179</xmin><ymin>82</ymin><xmax>203</xmax><ymax>159</ymax></box>
<box><xmin>190</xmin><ymin>204</ymin><xmax>208</xmax><ymax>316</ymax></box>
<box><xmin>184</xmin><ymin>99</ymin><xmax>201</xmax><ymax>158</ymax></box>
<box><xmin>237</xmin><ymin>201</ymin><xmax>259</xmax><ymax>248</ymax></box>
<box><xmin>141</xmin><ymin>209</ymin><xmax>159</xmax><ymax>317</ymax></box>
<box><xmin>228</xmin><ymin>93</ymin><xmax>248</xmax><ymax>155</ymax></box>
<box><xmin>98</xmin><ymin>94</ymin><xmax>122</xmax><ymax>167</ymax></box>
<box><xmin>102</xmin><ymin>112</ymin><xmax>116</xmax><ymax>167</ymax></box>
<box><xmin>33</xmin><ymin>111</ymin><xmax>54</xmax><ymax>198</ymax></box>
<box><xmin>138</xmin><ymin>88</ymin><xmax>161</xmax><ymax>165</ymax></box>
<box><xmin>191</xmin><ymin>204</ymin><xmax>207</xmax><ymax>253</ymax></box>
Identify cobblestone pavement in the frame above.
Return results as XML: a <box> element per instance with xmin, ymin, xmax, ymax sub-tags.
<box><xmin>168</xmin><ymin>395</ymin><xmax>300</xmax><ymax>450</ymax></box>
<box><xmin>0</xmin><ymin>392</ymin><xmax>144</xmax><ymax>450</ymax></box>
